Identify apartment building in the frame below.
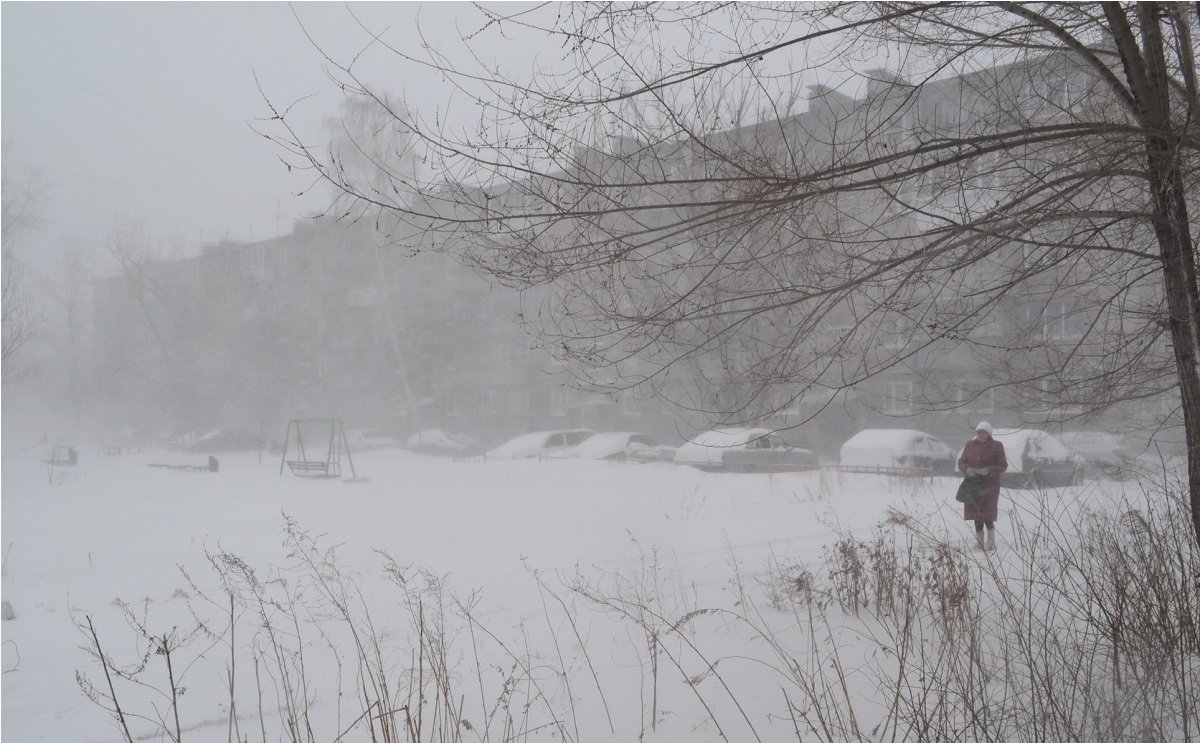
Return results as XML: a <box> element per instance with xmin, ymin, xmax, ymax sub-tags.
<box><xmin>92</xmin><ymin>49</ymin><xmax>1173</xmax><ymax>453</ymax></box>
<box><xmin>91</xmin><ymin>216</ymin><xmax>671</xmax><ymax>444</ymax></box>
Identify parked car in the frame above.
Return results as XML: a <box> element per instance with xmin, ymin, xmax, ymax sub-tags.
<box><xmin>486</xmin><ymin>429</ymin><xmax>596</xmax><ymax>460</ymax></box>
<box><xmin>986</xmin><ymin>428</ymin><xmax>1085</xmax><ymax>488</ymax></box>
<box><xmin>1059</xmin><ymin>431</ymin><xmax>1135</xmax><ymax>477</ymax></box>
<box><xmin>546</xmin><ymin>431</ymin><xmax>673</xmax><ymax>462</ymax></box>
<box><xmin>185</xmin><ymin>428</ymin><xmax>262</xmax><ymax>453</ymax></box>
<box><xmin>346</xmin><ymin>429</ymin><xmax>407</xmax><ymax>451</ymax></box>
<box><xmin>160</xmin><ymin>430</ymin><xmax>197</xmax><ymax>450</ymax></box>
<box><xmin>625</xmin><ymin>440</ymin><xmax>678</xmax><ymax>464</ymax></box>
<box><xmin>405</xmin><ymin>429</ymin><xmax>486</xmax><ymax>457</ymax></box>
<box><xmin>839</xmin><ymin>429</ymin><xmax>957</xmax><ymax>475</ymax></box>
<box><xmin>674</xmin><ymin>427</ymin><xmax>818</xmax><ymax>473</ymax></box>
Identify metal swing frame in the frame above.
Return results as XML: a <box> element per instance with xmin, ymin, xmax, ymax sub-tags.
<box><xmin>279</xmin><ymin>418</ymin><xmax>356</xmax><ymax>479</ymax></box>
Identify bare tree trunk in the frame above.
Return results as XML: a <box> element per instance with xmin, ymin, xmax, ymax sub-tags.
<box><xmin>372</xmin><ymin>242</ymin><xmax>420</xmax><ymax>430</ymax></box>
<box><xmin>1110</xmin><ymin>2</ymin><xmax>1200</xmax><ymax>543</ymax></box>
<box><xmin>1150</xmin><ymin>146</ymin><xmax>1200</xmax><ymax>545</ymax></box>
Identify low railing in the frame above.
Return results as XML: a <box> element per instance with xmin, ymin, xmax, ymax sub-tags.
<box><xmin>823</xmin><ymin>464</ymin><xmax>943</xmax><ymax>478</ymax></box>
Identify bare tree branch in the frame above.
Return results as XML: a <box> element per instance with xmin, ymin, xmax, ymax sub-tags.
<box><xmin>264</xmin><ymin>3</ymin><xmax>1200</xmax><ymax>541</ymax></box>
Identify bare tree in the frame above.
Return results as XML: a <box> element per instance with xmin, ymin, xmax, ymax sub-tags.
<box><xmin>267</xmin><ymin>4</ymin><xmax>1200</xmax><ymax>541</ymax></box>
<box><xmin>324</xmin><ymin>92</ymin><xmax>425</xmax><ymax>428</ymax></box>
<box><xmin>39</xmin><ymin>241</ymin><xmax>94</xmax><ymax>422</ymax></box>
<box><xmin>96</xmin><ymin>220</ymin><xmax>209</xmax><ymax>429</ymax></box>
<box><xmin>1</xmin><ymin>159</ymin><xmax>45</xmax><ymax>380</ymax></box>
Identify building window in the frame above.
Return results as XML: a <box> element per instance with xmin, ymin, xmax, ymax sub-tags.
<box><xmin>549</xmin><ymin>389</ymin><xmax>570</xmax><ymax>416</ymax></box>
<box><xmin>446</xmin><ymin>391</ymin><xmax>461</xmax><ymax>416</ymax></box>
<box><xmin>883</xmin><ymin>380</ymin><xmax>913</xmax><ymax>414</ymax></box>
<box><xmin>772</xmin><ymin>388</ymin><xmax>800</xmax><ymax>416</ymax></box>
<box><xmin>1043</xmin><ymin>301</ymin><xmax>1074</xmax><ymax>340</ymax></box>
<box><xmin>622</xmin><ymin>394</ymin><xmax>642</xmax><ymax>416</ymax></box>
<box><xmin>1060</xmin><ymin>73</ymin><xmax>1086</xmax><ymax>114</ymax></box>
<box><xmin>511</xmin><ymin>390</ymin><xmax>535</xmax><ymax>416</ymax></box>
<box><xmin>480</xmin><ymin>389</ymin><xmax>499</xmax><ymax>416</ymax></box>
<box><xmin>970</xmin><ymin>150</ymin><xmax>1002</xmax><ymax>191</ymax></box>
<box><xmin>884</xmin><ymin>316</ymin><xmax>914</xmax><ymax>350</ymax></box>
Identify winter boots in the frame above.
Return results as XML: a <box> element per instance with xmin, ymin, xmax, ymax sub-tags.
<box><xmin>975</xmin><ymin>530</ymin><xmax>996</xmax><ymax>551</ymax></box>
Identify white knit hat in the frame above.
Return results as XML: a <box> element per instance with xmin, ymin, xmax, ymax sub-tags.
<box><xmin>975</xmin><ymin>421</ymin><xmax>994</xmax><ymax>434</ymax></box>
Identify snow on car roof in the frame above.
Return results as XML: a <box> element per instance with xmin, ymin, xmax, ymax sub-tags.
<box><xmin>1060</xmin><ymin>431</ymin><xmax>1123</xmax><ymax>445</ymax></box>
<box><xmin>564</xmin><ymin>432</ymin><xmax>646</xmax><ymax>457</ymax></box>
<box><xmin>675</xmin><ymin>428</ymin><xmax>774</xmax><ymax>465</ymax></box>
<box><xmin>547</xmin><ymin>429</ymin><xmax>652</xmax><ymax>458</ymax></box>
<box><xmin>685</xmin><ymin>427</ymin><xmax>772</xmax><ymax>448</ymax></box>
<box><xmin>841</xmin><ymin>429</ymin><xmax>929</xmax><ymax>449</ymax></box>
<box><xmin>487</xmin><ymin>429</ymin><xmax>594</xmax><ymax>458</ymax></box>
<box><xmin>839</xmin><ymin>429</ymin><xmax>932</xmax><ymax>467</ymax></box>
<box><xmin>406</xmin><ymin>429</ymin><xmax>455</xmax><ymax>447</ymax></box>
<box><xmin>989</xmin><ymin>428</ymin><xmax>1076</xmax><ymax>472</ymax></box>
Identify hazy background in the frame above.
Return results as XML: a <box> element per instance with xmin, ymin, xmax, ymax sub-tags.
<box><xmin>1</xmin><ymin>2</ymin><xmax>549</xmax><ymax>273</ymax></box>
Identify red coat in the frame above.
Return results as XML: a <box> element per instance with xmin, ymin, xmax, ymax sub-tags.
<box><xmin>957</xmin><ymin>437</ymin><xmax>1007</xmax><ymax>521</ymax></box>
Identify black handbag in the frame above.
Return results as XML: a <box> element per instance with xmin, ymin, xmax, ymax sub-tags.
<box><xmin>955</xmin><ymin>474</ymin><xmax>986</xmax><ymax>504</ymax></box>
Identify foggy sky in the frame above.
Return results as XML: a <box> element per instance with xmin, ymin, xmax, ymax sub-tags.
<box><xmin>0</xmin><ymin>2</ymin><xmax>546</xmax><ymax>274</ymax></box>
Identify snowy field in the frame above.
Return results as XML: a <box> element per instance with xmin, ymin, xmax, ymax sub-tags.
<box><xmin>0</xmin><ymin>437</ymin><xmax>1178</xmax><ymax>741</ymax></box>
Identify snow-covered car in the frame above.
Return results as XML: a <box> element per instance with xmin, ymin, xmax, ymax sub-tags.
<box><xmin>486</xmin><ymin>429</ymin><xmax>596</xmax><ymax>460</ymax></box>
<box><xmin>546</xmin><ymin>431</ymin><xmax>672</xmax><ymax>462</ymax></box>
<box><xmin>346</xmin><ymin>429</ymin><xmax>406</xmax><ymax>451</ymax></box>
<box><xmin>838</xmin><ymin>429</ymin><xmax>957</xmax><ymax>475</ymax></box>
<box><xmin>405</xmin><ymin>429</ymin><xmax>486</xmax><ymax>457</ymax></box>
<box><xmin>986</xmin><ymin>428</ymin><xmax>1085</xmax><ymax>488</ymax></box>
<box><xmin>674</xmin><ymin>427</ymin><xmax>818</xmax><ymax>473</ymax></box>
<box><xmin>160</xmin><ymin>430</ymin><xmax>197</xmax><ymax>450</ymax></box>
<box><xmin>1059</xmin><ymin>431</ymin><xmax>1135</xmax><ymax>477</ymax></box>
<box><xmin>625</xmin><ymin>441</ymin><xmax>678</xmax><ymax>464</ymax></box>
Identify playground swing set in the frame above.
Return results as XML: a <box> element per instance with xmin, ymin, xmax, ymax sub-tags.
<box><xmin>279</xmin><ymin>418</ymin><xmax>357</xmax><ymax>480</ymax></box>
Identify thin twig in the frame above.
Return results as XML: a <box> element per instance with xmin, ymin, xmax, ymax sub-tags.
<box><xmin>87</xmin><ymin>615</ymin><xmax>135</xmax><ymax>743</ymax></box>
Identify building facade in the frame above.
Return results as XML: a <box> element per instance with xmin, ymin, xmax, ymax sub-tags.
<box><xmin>92</xmin><ymin>51</ymin><xmax>1178</xmax><ymax>455</ymax></box>
<box><xmin>91</xmin><ymin>217</ymin><xmax>674</xmax><ymax>447</ymax></box>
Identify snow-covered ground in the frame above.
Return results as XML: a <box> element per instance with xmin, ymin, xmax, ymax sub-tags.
<box><xmin>0</xmin><ymin>434</ymin><xmax>1178</xmax><ymax>741</ymax></box>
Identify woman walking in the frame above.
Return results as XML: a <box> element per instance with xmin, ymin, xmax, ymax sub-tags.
<box><xmin>957</xmin><ymin>421</ymin><xmax>1008</xmax><ymax>550</ymax></box>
